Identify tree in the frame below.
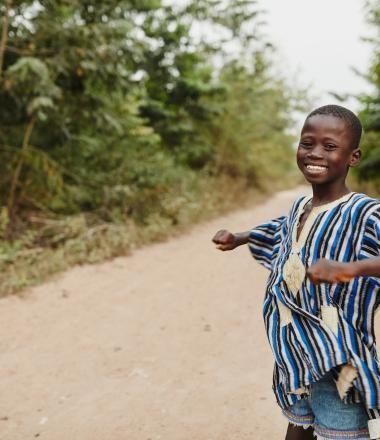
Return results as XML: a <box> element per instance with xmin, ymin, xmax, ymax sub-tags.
<box><xmin>357</xmin><ymin>0</ymin><xmax>380</xmax><ymax>191</ymax></box>
<box><xmin>0</xmin><ymin>0</ymin><xmax>297</xmax><ymax>233</ymax></box>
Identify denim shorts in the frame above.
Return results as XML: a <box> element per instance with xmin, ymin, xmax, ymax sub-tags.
<box><xmin>282</xmin><ymin>372</ymin><xmax>370</xmax><ymax>440</ymax></box>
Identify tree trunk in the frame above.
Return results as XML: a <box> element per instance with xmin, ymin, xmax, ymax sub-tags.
<box><xmin>0</xmin><ymin>0</ymin><xmax>12</xmax><ymax>77</ymax></box>
<box><xmin>7</xmin><ymin>115</ymin><xmax>37</xmax><ymax>221</ymax></box>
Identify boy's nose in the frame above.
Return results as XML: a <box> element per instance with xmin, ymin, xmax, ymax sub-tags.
<box><xmin>307</xmin><ymin>146</ymin><xmax>324</xmax><ymax>159</ymax></box>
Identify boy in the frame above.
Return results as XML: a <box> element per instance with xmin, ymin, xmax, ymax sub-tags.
<box><xmin>212</xmin><ymin>105</ymin><xmax>380</xmax><ymax>440</ymax></box>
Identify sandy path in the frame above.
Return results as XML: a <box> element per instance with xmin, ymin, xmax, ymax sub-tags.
<box><xmin>0</xmin><ymin>187</ymin><xmax>340</xmax><ymax>440</ymax></box>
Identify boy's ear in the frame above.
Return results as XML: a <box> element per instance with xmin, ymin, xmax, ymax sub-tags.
<box><xmin>349</xmin><ymin>148</ymin><xmax>361</xmax><ymax>167</ymax></box>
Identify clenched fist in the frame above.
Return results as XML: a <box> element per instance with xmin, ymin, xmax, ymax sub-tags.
<box><xmin>212</xmin><ymin>229</ymin><xmax>237</xmax><ymax>251</ymax></box>
<box><xmin>212</xmin><ymin>229</ymin><xmax>250</xmax><ymax>251</ymax></box>
<box><xmin>307</xmin><ymin>259</ymin><xmax>355</xmax><ymax>284</ymax></box>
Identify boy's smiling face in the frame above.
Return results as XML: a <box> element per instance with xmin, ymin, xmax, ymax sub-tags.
<box><xmin>297</xmin><ymin>114</ymin><xmax>361</xmax><ymax>185</ymax></box>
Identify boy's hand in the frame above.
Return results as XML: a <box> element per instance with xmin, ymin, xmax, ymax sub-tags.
<box><xmin>212</xmin><ymin>229</ymin><xmax>237</xmax><ymax>251</ymax></box>
<box><xmin>307</xmin><ymin>259</ymin><xmax>355</xmax><ymax>284</ymax></box>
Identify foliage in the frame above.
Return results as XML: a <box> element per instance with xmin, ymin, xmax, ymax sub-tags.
<box><xmin>356</xmin><ymin>0</ymin><xmax>380</xmax><ymax>193</ymax></box>
<box><xmin>0</xmin><ymin>0</ymin><xmax>300</xmax><ymax>294</ymax></box>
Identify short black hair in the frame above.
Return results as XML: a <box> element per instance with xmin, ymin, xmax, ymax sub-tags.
<box><xmin>306</xmin><ymin>104</ymin><xmax>362</xmax><ymax>149</ymax></box>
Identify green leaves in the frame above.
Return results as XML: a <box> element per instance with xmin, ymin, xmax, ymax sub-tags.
<box><xmin>7</xmin><ymin>57</ymin><xmax>50</xmax><ymax>83</ymax></box>
<box><xmin>0</xmin><ymin>0</ymin><xmax>298</xmax><ymax>231</ymax></box>
<box><xmin>5</xmin><ymin>56</ymin><xmax>61</xmax><ymax>116</ymax></box>
<box><xmin>356</xmin><ymin>1</ymin><xmax>380</xmax><ymax>192</ymax></box>
<box><xmin>0</xmin><ymin>0</ymin><xmax>306</xmax><ymax>294</ymax></box>
<box><xmin>26</xmin><ymin>96</ymin><xmax>54</xmax><ymax>117</ymax></box>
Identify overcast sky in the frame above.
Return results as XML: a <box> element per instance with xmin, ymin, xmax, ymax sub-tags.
<box><xmin>169</xmin><ymin>0</ymin><xmax>374</xmax><ymax>115</ymax></box>
<box><xmin>258</xmin><ymin>0</ymin><xmax>373</xmax><ymax>111</ymax></box>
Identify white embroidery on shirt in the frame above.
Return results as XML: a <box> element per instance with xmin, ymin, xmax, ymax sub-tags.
<box><xmin>336</xmin><ymin>363</ymin><xmax>358</xmax><ymax>400</ymax></box>
<box><xmin>283</xmin><ymin>252</ymin><xmax>306</xmax><ymax>297</ymax></box>
<box><xmin>321</xmin><ymin>305</ymin><xmax>339</xmax><ymax>336</ymax></box>
<box><xmin>278</xmin><ymin>301</ymin><xmax>293</xmax><ymax>327</ymax></box>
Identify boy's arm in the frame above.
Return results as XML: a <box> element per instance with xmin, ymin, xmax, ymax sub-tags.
<box><xmin>351</xmin><ymin>257</ymin><xmax>380</xmax><ymax>278</ymax></box>
<box><xmin>307</xmin><ymin>257</ymin><xmax>380</xmax><ymax>284</ymax></box>
<box><xmin>212</xmin><ymin>230</ymin><xmax>250</xmax><ymax>251</ymax></box>
<box><xmin>212</xmin><ymin>215</ymin><xmax>286</xmax><ymax>272</ymax></box>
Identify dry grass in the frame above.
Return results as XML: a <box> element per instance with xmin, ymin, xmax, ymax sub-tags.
<box><xmin>0</xmin><ymin>175</ymin><xmax>293</xmax><ymax>296</ymax></box>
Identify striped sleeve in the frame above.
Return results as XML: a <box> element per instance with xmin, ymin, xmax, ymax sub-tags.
<box><xmin>248</xmin><ymin>216</ymin><xmax>286</xmax><ymax>270</ymax></box>
<box><xmin>359</xmin><ymin>207</ymin><xmax>380</xmax><ymax>291</ymax></box>
<box><xmin>360</xmin><ymin>207</ymin><xmax>380</xmax><ymax>259</ymax></box>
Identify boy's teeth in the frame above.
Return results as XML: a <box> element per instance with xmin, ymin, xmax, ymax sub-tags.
<box><xmin>306</xmin><ymin>165</ymin><xmax>327</xmax><ymax>171</ymax></box>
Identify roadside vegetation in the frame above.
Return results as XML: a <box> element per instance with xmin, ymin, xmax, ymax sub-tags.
<box><xmin>6</xmin><ymin>1</ymin><xmax>380</xmax><ymax>295</ymax></box>
<box><xmin>355</xmin><ymin>0</ymin><xmax>380</xmax><ymax>195</ymax></box>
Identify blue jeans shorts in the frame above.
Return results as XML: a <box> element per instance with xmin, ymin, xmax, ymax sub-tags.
<box><xmin>282</xmin><ymin>372</ymin><xmax>370</xmax><ymax>439</ymax></box>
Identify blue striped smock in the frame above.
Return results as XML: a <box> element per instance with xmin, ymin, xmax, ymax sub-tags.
<box><xmin>248</xmin><ymin>192</ymin><xmax>380</xmax><ymax>417</ymax></box>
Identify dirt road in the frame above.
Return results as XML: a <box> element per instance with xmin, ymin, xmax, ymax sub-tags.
<box><xmin>0</xmin><ymin>188</ymin><xmax>318</xmax><ymax>440</ymax></box>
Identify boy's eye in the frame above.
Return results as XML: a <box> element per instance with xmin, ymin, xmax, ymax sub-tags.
<box><xmin>300</xmin><ymin>141</ymin><xmax>312</xmax><ymax>148</ymax></box>
<box><xmin>325</xmin><ymin>144</ymin><xmax>337</xmax><ymax>150</ymax></box>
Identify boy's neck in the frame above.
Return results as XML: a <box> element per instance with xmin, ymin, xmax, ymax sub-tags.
<box><xmin>311</xmin><ymin>182</ymin><xmax>351</xmax><ymax>207</ymax></box>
